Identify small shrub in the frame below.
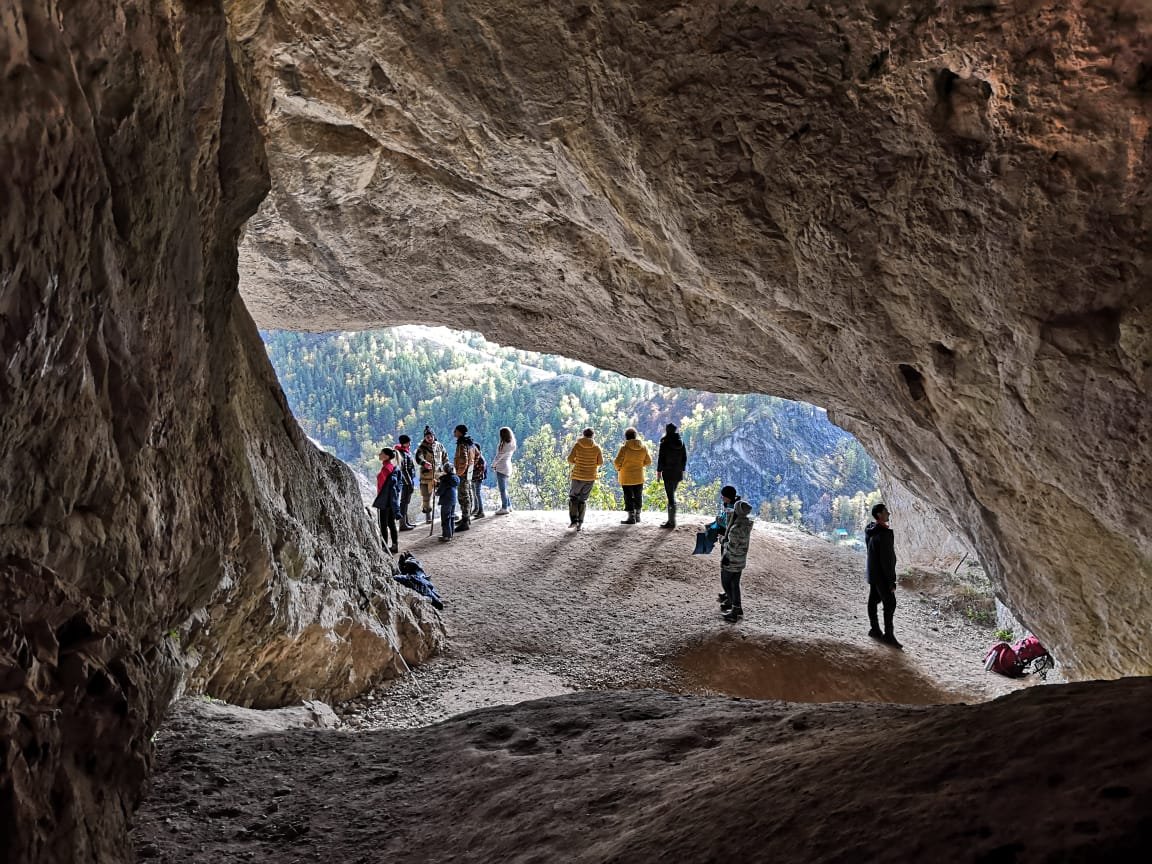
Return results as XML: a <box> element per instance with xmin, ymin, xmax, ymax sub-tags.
<box><xmin>994</xmin><ymin>628</ymin><xmax>1014</xmax><ymax>643</ymax></box>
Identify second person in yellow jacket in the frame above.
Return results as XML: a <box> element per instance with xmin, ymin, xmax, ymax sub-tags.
<box><xmin>613</xmin><ymin>427</ymin><xmax>652</xmax><ymax>524</ymax></box>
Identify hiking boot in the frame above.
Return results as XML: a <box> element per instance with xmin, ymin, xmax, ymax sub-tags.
<box><xmin>438</xmin><ymin>536</ymin><xmax>451</xmax><ymax>543</ymax></box>
<box><xmin>424</xmin><ymin>512</ymin><xmax>433</xmax><ymax>524</ymax></box>
<box><xmin>634</xmin><ymin>511</ymin><xmax>641</xmax><ymax>523</ymax></box>
<box><xmin>399</xmin><ymin>524</ymin><xmax>414</xmax><ymax>532</ymax></box>
<box><xmin>389</xmin><ymin>545</ymin><xmax>399</xmax><ymax>554</ymax></box>
<box><xmin>717</xmin><ymin>593</ymin><xmax>729</xmax><ymax>604</ymax></box>
<box><xmin>495</xmin><ymin>508</ymin><xmax>510</xmax><ymax>516</ymax></box>
<box><xmin>720</xmin><ymin>602</ymin><xmax>732</xmax><ymax>613</ymax></box>
<box><xmin>456</xmin><ymin>521</ymin><xmax>471</xmax><ymax>532</ymax></box>
<box><xmin>569</xmin><ymin>521</ymin><xmax>578</xmax><ymax>529</ymax></box>
<box><xmin>475</xmin><ymin>512</ymin><xmax>485</xmax><ymax>519</ymax></box>
<box><xmin>868</xmin><ymin>628</ymin><xmax>884</xmax><ymax>641</ymax></box>
<box><xmin>882</xmin><ymin>633</ymin><xmax>903</xmax><ymax>650</ymax></box>
<box><xmin>722</xmin><ymin>607</ymin><xmax>744</xmax><ymax>623</ymax></box>
<box><xmin>660</xmin><ymin>520</ymin><xmax>675</xmax><ymax>529</ymax></box>
<box><xmin>620</xmin><ymin>511</ymin><xmax>636</xmax><ymax>524</ymax></box>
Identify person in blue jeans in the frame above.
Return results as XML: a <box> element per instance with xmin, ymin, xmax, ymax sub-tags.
<box><xmin>492</xmin><ymin>426</ymin><xmax>517</xmax><ymax>514</ymax></box>
<box><xmin>436</xmin><ymin>462</ymin><xmax>460</xmax><ymax>542</ymax></box>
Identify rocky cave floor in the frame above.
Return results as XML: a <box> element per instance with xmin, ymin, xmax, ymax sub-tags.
<box><xmin>130</xmin><ymin>513</ymin><xmax>1152</xmax><ymax>864</ymax></box>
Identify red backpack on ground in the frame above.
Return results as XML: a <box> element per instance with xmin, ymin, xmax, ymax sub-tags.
<box><xmin>984</xmin><ymin>635</ymin><xmax>1055</xmax><ymax>679</ymax></box>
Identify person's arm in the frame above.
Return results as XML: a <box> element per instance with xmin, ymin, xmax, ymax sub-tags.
<box><xmin>596</xmin><ymin>447</ymin><xmax>604</xmax><ymax>467</ymax></box>
<box><xmin>613</xmin><ymin>447</ymin><xmax>625</xmax><ymax>471</ymax></box>
<box><xmin>643</xmin><ymin>447</ymin><xmax>652</xmax><ymax>468</ymax></box>
<box><xmin>567</xmin><ymin>444</ymin><xmax>577</xmax><ymax>465</ymax></box>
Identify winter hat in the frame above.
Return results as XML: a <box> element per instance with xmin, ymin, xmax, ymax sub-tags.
<box><xmin>423</xmin><ymin>425</ymin><xmax>434</xmax><ymax>437</ymax></box>
<box><xmin>721</xmin><ymin>485</ymin><xmax>738</xmax><ymax>502</ymax></box>
<box><xmin>665</xmin><ymin>423</ymin><xmax>678</xmax><ymax>434</ymax></box>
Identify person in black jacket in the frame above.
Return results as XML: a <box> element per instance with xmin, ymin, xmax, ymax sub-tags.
<box><xmin>656</xmin><ymin>423</ymin><xmax>688</xmax><ymax>529</ymax></box>
<box><xmin>865</xmin><ymin>502</ymin><xmax>901</xmax><ymax>648</ymax></box>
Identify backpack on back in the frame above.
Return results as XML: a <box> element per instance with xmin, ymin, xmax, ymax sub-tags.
<box><xmin>473</xmin><ymin>449</ymin><xmax>487</xmax><ymax>482</ymax></box>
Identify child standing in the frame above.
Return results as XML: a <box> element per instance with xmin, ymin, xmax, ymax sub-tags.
<box><xmin>436</xmin><ymin>462</ymin><xmax>460</xmax><ymax>542</ymax></box>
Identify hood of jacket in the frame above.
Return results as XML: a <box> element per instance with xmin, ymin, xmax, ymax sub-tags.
<box><xmin>574</xmin><ymin>437</ymin><xmax>598</xmax><ymax>450</ymax></box>
<box><xmin>733</xmin><ymin>500</ymin><xmax>753</xmax><ymax>519</ymax></box>
<box><xmin>456</xmin><ymin>435</ymin><xmax>474</xmax><ymax>449</ymax></box>
<box><xmin>661</xmin><ymin>432</ymin><xmax>684</xmax><ymax>448</ymax></box>
<box><xmin>622</xmin><ymin>439</ymin><xmax>645</xmax><ymax>451</ymax></box>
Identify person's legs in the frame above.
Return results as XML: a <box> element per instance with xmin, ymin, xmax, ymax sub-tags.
<box><xmin>496</xmin><ymin>472</ymin><xmax>510</xmax><ymax>511</ymax></box>
<box><xmin>621</xmin><ymin>484</ymin><xmax>638</xmax><ymax>523</ymax></box>
<box><xmin>399</xmin><ymin>485</ymin><xmax>414</xmax><ymax>529</ymax></box>
<box><xmin>440</xmin><ymin>501</ymin><xmax>454</xmax><ymax>538</ymax></box>
<box><xmin>867</xmin><ymin>584</ymin><xmax>882</xmax><ymax>636</ymax></box>
<box><xmin>569</xmin><ymin>480</ymin><xmax>593</xmax><ymax>528</ymax></box>
<box><xmin>634</xmin><ymin>483</ymin><xmax>643</xmax><ymax>521</ymax></box>
<box><xmin>420</xmin><ymin>481</ymin><xmax>434</xmax><ymax>522</ymax></box>
<box><xmin>722</xmin><ymin>568</ymin><xmax>744</xmax><ymax>621</ymax></box>
<box><xmin>662</xmin><ymin>478</ymin><xmax>679</xmax><ymax>527</ymax></box>
<box><xmin>720</xmin><ymin>567</ymin><xmax>732</xmax><ymax>608</ymax></box>
<box><xmin>384</xmin><ymin>511</ymin><xmax>399</xmax><ymax>550</ymax></box>
<box><xmin>457</xmin><ymin>476</ymin><xmax>472</xmax><ymax>529</ymax></box>
<box><xmin>878</xmin><ymin>582</ymin><xmax>900</xmax><ymax>646</ymax></box>
<box><xmin>474</xmin><ymin>480</ymin><xmax>485</xmax><ymax>516</ymax></box>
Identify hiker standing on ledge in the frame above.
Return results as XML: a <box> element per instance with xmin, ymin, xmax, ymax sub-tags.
<box><xmin>865</xmin><ymin>502</ymin><xmax>902</xmax><ymax>649</ymax></box>
<box><xmin>415</xmin><ymin>427</ymin><xmax>448</xmax><ymax>525</ymax></box>
<box><xmin>453</xmin><ymin>424</ymin><xmax>478</xmax><ymax>532</ymax></box>
<box><xmin>566</xmin><ymin>427</ymin><xmax>603</xmax><ymax>531</ymax></box>
<box><xmin>656</xmin><ymin>423</ymin><xmax>687</xmax><ymax>529</ymax></box>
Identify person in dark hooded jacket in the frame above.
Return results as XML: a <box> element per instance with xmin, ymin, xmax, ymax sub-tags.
<box><xmin>864</xmin><ymin>502</ymin><xmax>901</xmax><ymax>648</ymax></box>
<box><xmin>656</xmin><ymin>423</ymin><xmax>688</xmax><ymax>528</ymax></box>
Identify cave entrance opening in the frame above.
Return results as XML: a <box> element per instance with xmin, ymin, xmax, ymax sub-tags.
<box><xmin>255</xmin><ymin>325</ymin><xmax>1007</xmax><ymax>724</ymax></box>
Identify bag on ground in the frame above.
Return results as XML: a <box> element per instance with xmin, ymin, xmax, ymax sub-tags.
<box><xmin>984</xmin><ymin>635</ymin><xmax>1054</xmax><ymax>679</ymax></box>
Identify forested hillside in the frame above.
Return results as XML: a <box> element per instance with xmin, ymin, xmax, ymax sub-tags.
<box><xmin>261</xmin><ymin>327</ymin><xmax>880</xmax><ymax>534</ymax></box>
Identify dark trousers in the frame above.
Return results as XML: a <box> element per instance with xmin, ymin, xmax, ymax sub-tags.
<box><xmin>663</xmin><ymin>477</ymin><xmax>680</xmax><ymax>512</ymax></box>
<box><xmin>721</xmin><ymin>567</ymin><xmax>743</xmax><ymax>609</ymax></box>
<box><xmin>622</xmin><ymin>484</ymin><xmax>643</xmax><ymax>512</ymax></box>
<box><xmin>379</xmin><ymin>509</ymin><xmax>398</xmax><ymax>549</ymax></box>
<box><xmin>868</xmin><ymin>582</ymin><xmax>897</xmax><ymax>633</ymax></box>
<box><xmin>399</xmin><ymin>484</ymin><xmax>414</xmax><ymax>526</ymax></box>
<box><xmin>440</xmin><ymin>501</ymin><xmax>455</xmax><ymax>538</ymax></box>
<box><xmin>457</xmin><ymin>474</ymin><xmax>472</xmax><ymax>522</ymax></box>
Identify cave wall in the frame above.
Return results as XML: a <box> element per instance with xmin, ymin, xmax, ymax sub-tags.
<box><xmin>0</xmin><ymin>2</ymin><xmax>437</xmax><ymax>860</ymax></box>
<box><xmin>232</xmin><ymin>0</ymin><xmax>1152</xmax><ymax>677</ymax></box>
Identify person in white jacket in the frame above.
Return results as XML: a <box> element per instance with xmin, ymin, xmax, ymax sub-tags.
<box><xmin>492</xmin><ymin>426</ymin><xmax>517</xmax><ymax>514</ymax></box>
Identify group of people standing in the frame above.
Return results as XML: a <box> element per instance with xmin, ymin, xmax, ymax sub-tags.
<box><xmin>375</xmin><ymin>421</ymin><xmax>901</xmax><ymax>644</ymax></box>
<box><xmin>564</xmin><ymin>423</ymin><xmax>688</xmax><ymax>530</ymax></box>
<box><xmin>375</xmin><ymin>425</ymin><xmax>518</xmax><ymax>548</ymax></box>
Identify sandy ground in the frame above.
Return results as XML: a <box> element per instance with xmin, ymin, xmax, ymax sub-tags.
<box><xmin>338</xmin><ymin>510</ymin><xmax>1035</xmax><ymax>729</ymax></box>
<box><xmin>132</xmin><ymin>513</ymin><xmax>1130</xmax><ymax>864</ymax></box>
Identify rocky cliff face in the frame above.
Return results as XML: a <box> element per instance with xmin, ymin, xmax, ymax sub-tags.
<box><xmin>0</xmin><ymin>3</ymin><xmax>437</xmax><ymax>861</ymax></box>
<box><xmin>233</xmin><ymin>0</ymin><xmax>1152</xmax><ymax>677</ymax></box>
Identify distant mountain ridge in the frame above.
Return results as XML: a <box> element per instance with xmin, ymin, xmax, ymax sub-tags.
<box><xmin>262</xmin><ymin>328</ymin><xmax>878</xmax><ymax>532</ymax></box>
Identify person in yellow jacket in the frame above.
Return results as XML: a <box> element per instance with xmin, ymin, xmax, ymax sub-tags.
<box><xmin>566</xmin><ymin>427</ymin><xmax>603</xmax><ymax>531</ymax></box>
<box><xmin>613</xmin><ymin>427</ymin><xmax>653</xmax><ymax>524</ymax></box>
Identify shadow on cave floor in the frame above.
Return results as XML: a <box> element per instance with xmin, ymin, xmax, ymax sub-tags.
<box><xmin>334</xmin><ymin>510</ymin><xmax>1040</xmax><ymax>728</ymax></box>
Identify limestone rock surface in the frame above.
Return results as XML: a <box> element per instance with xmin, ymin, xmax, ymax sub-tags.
<box><xmin>0</xmin><ymin>2</ymin><xmax>437</xmax><ymax>861</ymax></box>
<box><xmin>135</xmin><ymin>680</ymin><xmax>1152</xmax><ymax>862</ymax></box>
<box><xmin>231</xmin><ymin>0</ymin><xmax>1152</xmax><ymax>677</ymax></box>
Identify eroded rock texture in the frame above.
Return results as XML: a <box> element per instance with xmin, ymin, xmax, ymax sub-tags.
<box><xmin>0</xmin><ymin>2</ymin><xmax>437</xmax><ymax>860</ymax></box>
<box><xmin>233</xmin><ymin>0</ymin><xmax>1152</xmax><ymax>676</ymax></box>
